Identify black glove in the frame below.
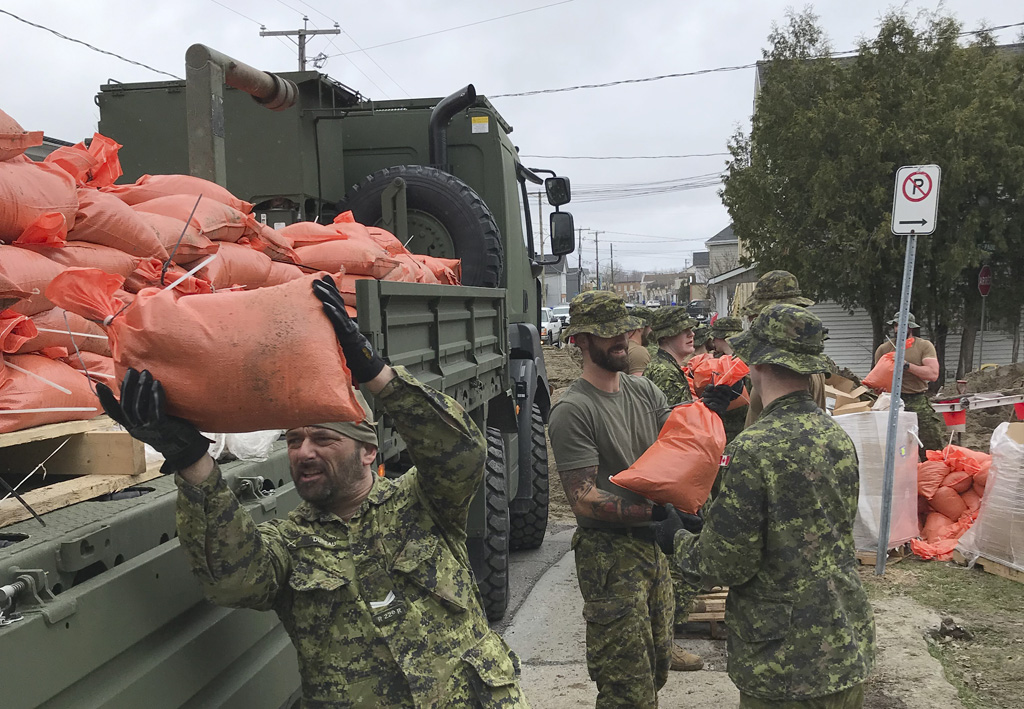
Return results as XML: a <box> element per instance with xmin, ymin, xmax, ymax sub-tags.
<box><xmin>651</xmin><ymin>504</ymin><xmax>704</xmax><ymax>554</ymax></box>
<box><xmin>702</xmin><ymin>380</ymin><xmax>744</xmax><ymax>417</ymax></box>
<box><xmin>312</xmin><ymin>275</ymin><xmax>386</xmax><ymax>384</ymax></box>
<box><xmin>96</xmin><ymin>368</ymin><xmax>211</xmax><ymax>474</ymax></box>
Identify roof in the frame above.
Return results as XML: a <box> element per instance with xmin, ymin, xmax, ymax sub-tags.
<box><xmin>706</xmin><ymin>264</ymin><xmax>756</xmax><ymax>286</ymax></box>
<box><xmin>705</xmin><ymin>224</ymin><xmax>737</xmax><ymax>246</ymax></box>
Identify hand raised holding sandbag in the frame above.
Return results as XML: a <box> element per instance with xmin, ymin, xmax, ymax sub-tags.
<box><xmin>701</xmin><ymin>381</ymin><xmax>744</xmax><ymax>418</ymax></box>
<box><xmin>97</xmin><ymin>368</ymin><xmax>211</xmax><ymax>474</ymax></box>
<box><xmin>312</xmin><ymin>275</ymin><xmax>385</xmax><ymax>384</ymax></box>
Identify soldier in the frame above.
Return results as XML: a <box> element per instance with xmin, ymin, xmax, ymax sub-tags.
<box><xmin>549</xmin><ymin>291</ymin><xmax>697</xmax><ymax>709</ymax></box>
<box><xmin>873</xmin><ymin>311</ymin><xmax>944</xmax><ymax>457</ymax></box>
<box><xmin>642</xmin><ymin>306</ymin><xmax>698</xmax><ymax>406</ymax></box>
<box><xmin>708</xmin><ymin>316</ymin><xmax>749</xmax><ymax>447</ymax></box>
<box><xmin>654</xmin><ymin>304</ymin><xmax>876</xmax><ymax>708</ymax></box>
<box><xmin>687</xmin><ymin>325</ymin><xmax>713</xmax><ymax>362</ymax></box>
<box><xmin>95</xmin><ymin>275</ymin><xmax>528</xmax><ymax>708</ymax></box>
<box><xmin>626</xmin><ymin>306</ymin><xmax>654</xmax><ymax>376</ymax></box>
<box><xmin>740</xmin><ymin>270</ymin><xmax>827</xmax><ymax>425</ymax></box>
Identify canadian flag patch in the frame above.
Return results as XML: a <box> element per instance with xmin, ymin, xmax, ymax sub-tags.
<box><xmin>719</xmin><ymin>454</ymin><xmax>731</xmax><ymax>467</ymax></box>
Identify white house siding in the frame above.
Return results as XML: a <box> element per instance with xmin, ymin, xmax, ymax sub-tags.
<box><xmin>809</xmin><ymin>302</ymin><xmax>1022</xmax><ymax>378</ymax></box>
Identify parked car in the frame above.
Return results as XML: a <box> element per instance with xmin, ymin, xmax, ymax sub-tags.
<box><xmin>645</xmin><ymin>300</ymin><xmax>661</xmax><ymax>308</ymax></box>
<box><xmin>686</xmin><ymin>299</ymin><xmax>712</xmax><ymax>323</ymax></box>
<box><xmin>541</xmin><ymin>307</ymin><xmax>563</xmax><ymax>346</ymax></box>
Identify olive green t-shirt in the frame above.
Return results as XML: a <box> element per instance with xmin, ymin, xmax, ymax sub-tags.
<box><xmin>874</xmin><ymin>337</ymin><xmax>938</xmax><ymax>394</ymax></box>
<box><xmin>626</xmin><ymin>339</ymin><xmax>651</xmax><ymax>375</ymax></box>
<box><xmin>549</xmin><ymin>373</ymin><xmax>669</xmax><ymax>529</ymax></box>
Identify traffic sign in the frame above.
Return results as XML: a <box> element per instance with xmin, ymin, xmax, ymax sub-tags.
<box><xmin>978</xmin><ymin>265</ymin><xmax>992</xmax><ymax>297</ymax></box>
<box><xmin>891</xmin><ymin>165</ymin><xmax>941</xmax><ymax>236</ymax></box>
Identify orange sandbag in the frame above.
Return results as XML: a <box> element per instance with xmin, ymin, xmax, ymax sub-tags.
<box><xmin>862</xmin><ymin>352</ymin><xmax>895</xmax><ymax>391</ymax></box>
<box><xmin>961</xmin><ymin>488</ymin><xmax>982</xmax><ymax>513</ymax></box>
<box><xmin>0</xmin><ymin>108</ymin><xmax>43</xmax><ymax>162</ymax></box>
<box><xmin>0</xmin><ymin>245</ymin><xmax>66</xmax><ymax>316</ymax></box>
<box><xmin>16</xmin><ymin>212</ymin><xmax>69</xmax><ymax>245</ymax></box>
<box><xmin>263</xmin><ymin>261</ymin><xmax>305</xmax><ymax>287</ymax></box>
<box><xmin>196</xmin><ymin>242</ymin><xmax>273</xmax><ymax>290</ymax></box>
<box><xmin>610</xmin><ymin>401</ymin><xmax>727</xmax><ymax>514</ymax></box>
<box><xmin>412</xmin><ymin>255</ymin><xmax>461</xmax><ymax>285</ymax></box>
<box><xmin>102</xmin><ymin>174</ymin><xmax>253</xmax><ymax>214</ymax></box>
<box><xmin>15</xmin><ymin>307</ymin><xmax>111</xmax><ymax>356</ymax></box>
<box><xmin>929</xmin><ymin>485</ymin><xmax>968</xmax><ymax>520</ymax></box>
<box><xmin>0</xmin><ymin>158</ymin><xmax>78</xmax><ymax>242</ymax></box>
<box><xmin>0</xmin><ymin>272</ymin><xmax>30</xmax><ymax>311</ymax></box>
<box><xmin>45</xmin><ymin>268</ymin><xmax>365</xmax><ymax>432</ymax></box>
<box><xmin>365</xmin><ymin>225</ymin><xmax>409</xmax><ymax>256</ymax></box>
<box><xmin>0</xmin><ymin>354</ymin><xmax>100</xmax><ymax>433</ymax></box>
<box><xmin>942</xmin><ymin>470</ymin><xmax>973</xmax><ymax>493</ymax></box>
<box><xmin>70</xmin><ymin>188</ymin><xmax>168</xmax><ymax>259</ymax></box>
<box><xmin>43</xmin><ymin>144</ymin><xmax>99</xmax><ymax>186</ymax></box>
<box><xmin>387</xmin><ymin>254</ymin><xmax>438</xmax><ymax>283</ymax></box>
<box><xmin>135</xmin><ymin>211</ymin><xmax>219</xmax><ymax>265</ymax></box>
<box><xmin>917</xmin><ymin>459</ymin><xmax>950</xmax><ymax>499</ymax></box>
<box><xmin>1</xmin><ymin>309</ymin><xmax>37</xmax><ymax>353</ymax></box>
<box><xmin>686</xmin><ymin>353</ymin><xmax>750</xmax><ymax>395</ymax></box>
<box><xmin>295</xmin><ymin>240</ymin><xmax>397</xmax><ymax>279</ymax></box>
<box><xmin>60</xmin><ymin>351</ymin><xmax>115</xmax><ymax>385</ymax></box>
<box><xmin>42</xmin><ymin>133</ymin><xmax>121</xmax><ymax>188</ymax></box>
<box><xmin>921</xmin><ymin>511</ymin><xmax>956</xmax><ymax>543</ymax></box>
<box><xmin>974</xmin><ymin>466</ymin><xmax>989</xmax><ymax>490</ymax></box>
<box><xmin>133</xmin><ymin>195</ymin><xmax>248</xmax><ymax>242</ymax></box>
<box><xmin>910</xmin><ymin>537</ymin><xmax>961</xmax><ymax>561</ymax></box>
<box><xmin>278</xmin><ymin>221</ymin><xmax>341</xmax><ymax>247</ymax></box>
<box><xmin>246</xmin><ymin>219</ymin><xmax>301</xmax><ymax>264</ymax></box>
<box><xmin>20</xmin><ymin>242</ymin><xmax>140</xmax><ymax>278</ymax></box>
<box><xmin>123</xmin><ymin>258</ymin><xmax>212</xmax><ymax>296</ymax></box>
<box><xmin>943</xmin><ymin>445</ymin><xmax>991</xmax><ymax>477</ymax></box>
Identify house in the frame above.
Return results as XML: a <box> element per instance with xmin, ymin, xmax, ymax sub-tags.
<box><xmin>701</xmin><ymin>225</ymin><xmax>758</xmax><ymax>316</ymax></box>
<box><xmin>705</xmin><ymin>225</ymin><xmax>744</xmax><ymax>278</ymax></box>
<box><xmin>613</xmin><ymin>280</ymin><xmax>645</xmax><ymax>303</ymax></box>
<box><xmin>542</xmin><ymin>260</ymin><xmax>573</xmax><ymax>308</ymax></box>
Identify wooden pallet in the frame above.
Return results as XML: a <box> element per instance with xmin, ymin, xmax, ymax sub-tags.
<box><xmin>951</xmin><ymin>550</ymin><xmax>1024</xmax><ymax>585</ymax></box>
<box><xmin>856</xmin><ymin>547</ymin><xmax>910</xmax><ymax>566</ymax></box>
<box><xmin>681</xmin><ymin>589</ymin><xmax>728</xmax><ymax>639</ymax></box>
<box><xmin>0</xmin><ymin>417</ymin><xmax>156</xmax><ymax>529</ymax></box>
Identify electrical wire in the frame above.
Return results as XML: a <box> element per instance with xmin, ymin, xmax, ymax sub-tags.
<box><xmin>0</xmin><ymin>8</ymin><xmax>181</xmax><ymax>80</ymax></box>
<box><xmin>324</xmin><ymin>0</ymin><xmax>575</xmax><ymax>57</ymax></box>
<box><xmin>522</xmin><ymin>152</ymin><xmax>731</xmax><ymax>160</ymax></box>
<box><xmin>208</xmin><ymin>0</ymin><xmax>262</xmax><ymax>25</ymax></box>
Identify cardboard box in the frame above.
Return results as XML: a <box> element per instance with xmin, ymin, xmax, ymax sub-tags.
<box><xmin>833</xmin><ymin>401</ymin><xmax>873</xmax><ymax>415</ymax></box>
<box><xmin>825</xmin><ymin>383</ymin><xmax>871</xmax><ymax>414</ymax></box>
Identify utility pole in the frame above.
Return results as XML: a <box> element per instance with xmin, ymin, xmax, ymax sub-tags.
<box><xmin>577</xmin><ymin>227</ymin><xmax>584</xmax><ymax>294</ymax></box>
<box><xmin>610</xmin><ymin>244</ymin><xmax>615</xmax><ymax>289</ymax></box>
<box><xmin>261</xmin><ymin>18</ymin><xmax>340</xmax><ymax>71</ymax></box>
<box><xmin>592</xmin><ymin>230</ymin><xmax>603</xmax><ymax>290</ymax></box>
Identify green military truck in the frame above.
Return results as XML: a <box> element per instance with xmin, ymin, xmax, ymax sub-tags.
<box><xmin>0</xmin><ymin>46</ymin><xmax>573</xmax><ymax>707</ymax></box>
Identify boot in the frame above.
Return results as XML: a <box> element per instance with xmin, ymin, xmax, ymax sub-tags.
<box><xmin>670</xmin><ymin>643</ymin><xmax>704</xmax><ymax>671</ymax></box>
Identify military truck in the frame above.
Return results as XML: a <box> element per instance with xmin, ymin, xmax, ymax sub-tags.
<box><xmin>0</xmin><ymin>46</ymin><xmax>573</xmax><ymax>707</ymax></box>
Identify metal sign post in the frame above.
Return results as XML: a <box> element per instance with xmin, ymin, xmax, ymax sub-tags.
<box><xmin>878</xmin><ymin>165</ymin><xmax>941</xmax><ymax>575</ymax></box>
<box><xmin>978</xmin><ymin>265</ymin><xmax>991</xmax><ymax>369</ymax></box>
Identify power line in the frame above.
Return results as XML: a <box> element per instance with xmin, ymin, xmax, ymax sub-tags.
<box><xmin>324</xmin><ymin>0</ymin><xmax>575</xmax><ymax>57</ymax></box>
<box><xmin>208</xmin><ymin>0</ymin><xmax>262</xmax><ymax>26</ymax></box>
<box><xmin>522</xmin><ymin>152</ymin><xmax>731</xmax><ymax>160</ymax></box>
<box><xmin>0</xmin><ymin>8</ymin><xmax>181</xmax><ymax>80</ymax></box>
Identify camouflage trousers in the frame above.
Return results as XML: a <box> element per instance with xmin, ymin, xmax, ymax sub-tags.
<box><xmin>901</xmin><ymin>393</ymin><xmax>946</xmax><ymax>459</ymax></box>
<box><xmin>738</xmin><ymin>683</ymin><xmax>864</xmax><ymax>708</ymax></box>
<box><xmin>669</xmin><ymin>553</ymin><xmax>704</xmax><ymax>628</ymax></box>
<box><xmin>301</xmin><ymin>677</ymin><xmax>530</xmax><ymax>708</ymax></box>
<box><xmin>572</xmin><ymin>528</ymin><xmax>673</xmax><ymax>708</ymax></box>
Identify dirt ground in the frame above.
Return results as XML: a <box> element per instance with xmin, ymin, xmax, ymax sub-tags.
<box><xmin>540</xmin><ymin>347</ymin><xmax>1024</xmax><ymax>708</ymax></box>
<box><xmin>938</xmin><ymin>363</ymin><xmax>1024</xmax><ymax>451</ymax></box>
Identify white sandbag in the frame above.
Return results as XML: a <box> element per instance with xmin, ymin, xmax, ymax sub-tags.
<box><xmin>225</xmin><ymin>430</ymin><xmax>283</xmax><ymax>462</ymax></box>
<box><xmin>833</xmin><ymin>410</ymin><xmax>920</xmax><ymax>552</ymax></box>
<box><xmin>958</xmin><ymin>422</ymin><xmax>1024</xmax><ymax>572</ymax></box>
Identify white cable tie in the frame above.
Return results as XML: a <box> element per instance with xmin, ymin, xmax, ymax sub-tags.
<box><xmin>80</xmin><ymin>371</ymin><xmax>115</xmax><ymax>379</ymax></box>
<box><xmin>165</xmin><ymin>254</ymin><xmax>217</xmax><ymax>291</ymax></box>
<box><xmin>0</xmin><ymin>437</ymin><xmax>71</xmax><ymax>503</ymax></box>
<box><xmin>34</xmin><ymin>327</ymin><xmax>108</xmax><ymax>340</ymax></box>
<box><xmin>103</xmin><ymin>315</ymin><xmax>114</xmax><ymax>326</ymax></box>
<box><xmin>0</xmin><ymin>407</ymin><xmax>98</xmax><ymax>414</ymax></box>
<box><xmin>4</xmin><ymin>362</ymin><xmax>73</xmax><ymax>394</ymax></box>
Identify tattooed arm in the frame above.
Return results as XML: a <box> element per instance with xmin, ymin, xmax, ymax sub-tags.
<box><xmin>558</xmin><ymin>465</ymin><xmax>654</xmax><ymax>523</ymax></box>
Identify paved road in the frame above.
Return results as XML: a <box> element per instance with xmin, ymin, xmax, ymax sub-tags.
<box><xmin>499</xmin><ymin>525</ymin><xmax>739</xmax><ymax>707</ymax></box>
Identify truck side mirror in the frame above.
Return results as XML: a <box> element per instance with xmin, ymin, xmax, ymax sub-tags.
<box><xmin>545</xmin><ymin>176</ymin><xmax>571</xmax><ymax>207</ymax></box>
<box><xmin>549</xmin><ymin>212</ymin><xmax>575</xmax><ymax>255</ymax></box>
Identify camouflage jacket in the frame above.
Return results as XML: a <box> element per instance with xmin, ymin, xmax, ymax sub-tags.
<box><xmin>675</xmin><ymin>391</ymin><xmax>875</xmax><ymax>701</ymax></box>
<box><xmin>642</xmin><ymin>349</ymin><xmax>693</xmax><ymax>405</ymax></box>
<box><xmin>175</xmin><ymin>367</ymin><xmax>525</xmax><ymax>708</ymax></box>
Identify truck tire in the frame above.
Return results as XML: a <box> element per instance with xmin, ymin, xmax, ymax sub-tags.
<box><xmin>509</xmin><ymin>405</ymin><xmax>549</xmax><ymax>551</ymax></box>
<box><xmin>468</xmin><ymin>428</ymin><xmax>510</xmax><ymax>622</ymax></box>
<box><xmin>337</xmin><ymin>165</ymin><xmax>504</xmax><ymax>287</ymax></box>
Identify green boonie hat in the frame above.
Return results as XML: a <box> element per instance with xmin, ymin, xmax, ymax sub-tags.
<box><xmin>709</xmin><ymin>316</ymin><xmax>744</xmax><ymax>339</ymax></box>
<box><xmin>306</xmin><ymin>390</ymin><xmax>378</xmax><ymax>447</ymax></box>
<box><xmin>693</xmin><ymin>325</ymin><xmax>712</xmax><ymax>347</ymax></box>
<box><xmin>651</xmin><ymin>306</ymin><xmax>698</xmax><ymax>341</ymax></box>
<box><xmin>887</xmin><ymin>311</ymin><xmax>920</xmax><ymax>329</ymax></box>
<box><xmin>741</xmin><ymin>270</ymin><xmax>814</xmax><ymax>317</ymax></box>
<box><xmin>632</xmin><ymin>305</ymin><xmax>654</xmax><ymax>324</ymax></box>
<box><xmin>561</xmin><ymin>290</ymin><xmax>644</xmax><ymax>342</ymax></box>
<box><xmin>728</xmin><ymin>303</ymin><xmax>830</xmax><ymax>374</ymax></box>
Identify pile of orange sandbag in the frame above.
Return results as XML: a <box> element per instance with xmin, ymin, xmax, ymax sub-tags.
<box><xmin>910</xmin><ymin>444</ymin><xmax>992</xmax><ymax>561</ymax></box>
<box><xmin>684</xmin><ymin>353</ymin><xmax>750</xmax><ymax>411</ymax></box>
<box><xmin>0</xmin><ymin>108</ymin><xmax>462</xmax><ymax>434</ymax></box>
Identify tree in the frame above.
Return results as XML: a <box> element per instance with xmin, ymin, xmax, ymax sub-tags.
<box><xmin>722</xmin><ymin>9</ymin><xmax>1024</xmax><ymax>380</ymax></box>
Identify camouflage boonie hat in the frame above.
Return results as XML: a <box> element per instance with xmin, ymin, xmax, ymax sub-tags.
<box><xmin>631</xmin><ymin>305</ymin><xmax>654</xmax><ymax>325</ymax></box>
<box><xmin>651</xmin><ymin>306</ymin><xmax>698</xmax><ymax>341</ymax></box>
<box><xmin>693</xmin><ymin>325</ymin><xmax>712</xmax><ymax>347</ymax></box>
<box><xmin>728</xmin><ymin>303</ymin><xmax>830</xmax><ymax>374</ymax></box>
<box><xmin>709</xmin><ymin>316</ymin><xmax>744</xmax><ymax>339</ymax></box>
<box><xmin>741</xmin><ymin>270</ymin><xmax>814</xmax><ymax>317</ymax></box>
<box><xmin>887</xmin><ymin>311</ymin><xmax>920</xmax><ymax>329</ymax></box>
<box><xmin>561</xmin><ymin>290</ymin><xmax>643</xmax><ymax>342</ymax></box>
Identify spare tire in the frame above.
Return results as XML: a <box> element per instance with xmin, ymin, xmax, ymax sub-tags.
<box><xmin>336</xmin><ymin>165</ymin><xmax>503</xmax><ymax>288</ymax></box>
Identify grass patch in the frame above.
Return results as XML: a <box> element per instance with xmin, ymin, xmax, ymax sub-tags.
<box><xmin>861</xmin><ymin>558</ymin><xmax>1024</xmax><ymax>709</ymax></box>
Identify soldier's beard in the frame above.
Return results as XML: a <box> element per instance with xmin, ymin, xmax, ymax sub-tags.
<box><xmin>588</xmin><ymin>339</ymin><xmax>629</xmax><ymax>373</ymax></box>
<box><xmin>292</xmin><ymin>446</ymin><xmax>367</xmax><ymax>508</ymax></box>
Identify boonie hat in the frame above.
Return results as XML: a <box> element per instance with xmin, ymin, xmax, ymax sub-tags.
<box><xmin>651</xmin><ymin>306</ymin><xmax>698</xmax><ymax>341</ymax></box>
<box><xmin>632</xmin><ymin>305</ymin><xmax>654</xmax><ymax>325</ymax></box>
<box><xmin>709</xmin><ymin>316</ymin><xmax>744</xmax><ymax>339</ymax></box>
<box><xmin>306</xmin><ymin>390</ymin><xmax>378</xmax><ymax>446</ymax></box>
<box><xmin>741</xmin><ymin>270</ymin><xmax>814</xmax><ymax>317</ymax></box>
<box><xmin>886</xmin><ymin>311</ymin><xmax>920</xmax><ymax>329</ymax></box>
<box><xmin>693</xmin><ymin>325</ymin><xmax>712</xmax><ymax>347</ymax></box>
<box><xmin>562</xmin><ymin>291</ymin><xmax>644</xmax><ymax>342</ymax></box>
<box><xmin>728</xmin><ymin>303</ymin><xmax>830</xmax><ymax>374</ymax></box>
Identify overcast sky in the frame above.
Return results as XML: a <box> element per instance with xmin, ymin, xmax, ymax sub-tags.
<box><xmin>3</xmin><ymin>0</ymin><xmax>1018</xmax><ymax>274</ymax></box>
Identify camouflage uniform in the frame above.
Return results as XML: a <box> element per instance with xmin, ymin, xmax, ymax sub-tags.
<box><xmin>175</xmin><ymin>366</ymin><xmax>528</xmax><ymax>708</ymax></box>
<box><xmin>553</xmin><ymin>291</ymin><xmax>674</xmax><ymax>707</ymax></box>
<box><xmin>709</xmin><ymin>317</ymin><xmax>748</xmax><ymax>445</ymax></box>
<box><xmin>675</xmin><ymin>306</ymin><xmax>875</xmax><ymax>705</ymax></box>
<box><xmin>643</xmin><ymin>307</ymin><xmax>698</xmax><ymax>406</ymax></box>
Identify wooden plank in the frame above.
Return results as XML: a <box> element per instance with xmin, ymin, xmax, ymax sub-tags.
<box><xmin>0</xmin><ymin>416</ymin><xmax>114</xmax><ymax>449</ymax></box>
<box><xmin>952</xmin><ymin>550</ymin><xmax>1024</xmax><ymax>585</ymax></box>
<box><xmin>0</xmin><ymin>431</ymin><xmax>145</xmax><ymax>478</ymax></box>
<box><xmin>0</xmin><ymin>463</ymin><xmax>162</xmax><ymax>528</ymax></box>
<box><xmin>686</xmin><ymin>611</ymin><xmax>726</xmax><ymax>622</ymax></box>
